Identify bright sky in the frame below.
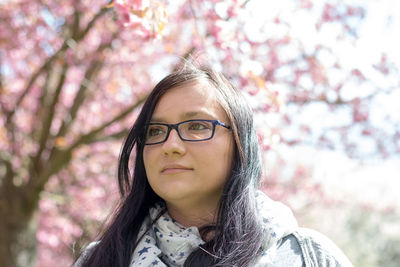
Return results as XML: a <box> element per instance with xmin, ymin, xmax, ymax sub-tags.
<box><xmin>245</xmin><ymin>0</ymin><xmax>400</xmax><ymax>208</ymax></box>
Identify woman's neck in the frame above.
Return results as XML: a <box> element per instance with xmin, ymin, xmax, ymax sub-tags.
<box><xmin>166</xmin><ymin>201</ymin><xmax>218</xmax><ymax>228</ymax></box>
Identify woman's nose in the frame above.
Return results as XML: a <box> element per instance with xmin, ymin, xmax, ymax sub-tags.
<box><xmin>162</xmin><ymin>128</ymin><xmax>186</xmax><ymax>156</ymax></box>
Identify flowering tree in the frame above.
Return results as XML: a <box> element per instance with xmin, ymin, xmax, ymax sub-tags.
<box><xmin>0</xmin><ymin>0</ymin><xmax>398</xmax><ymax>266</ymax></box>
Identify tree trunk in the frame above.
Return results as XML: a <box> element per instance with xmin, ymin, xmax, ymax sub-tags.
<box><xmin>0</xmin><ymin>183</ymin><xmax>39</xmax><ymax>267</ymax></box>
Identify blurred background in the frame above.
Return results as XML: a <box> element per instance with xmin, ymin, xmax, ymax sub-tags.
<box><xmin>1</xmin><ymin>0</ymin><xmax>399</xmax><ymax>266</ymax></box>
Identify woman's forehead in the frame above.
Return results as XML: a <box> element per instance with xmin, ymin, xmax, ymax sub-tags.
<box><xmin>151</xmin><ymin>82</ymin><xmax>228</xmax><ymax>122</ymax></box>
<box><xmin>158</xmin><ymin>81</ymin><xmax>218</xmax><ymax>106</ymax></box>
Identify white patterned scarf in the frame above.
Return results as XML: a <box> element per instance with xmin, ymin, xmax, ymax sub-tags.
<box><xmin>129</xmin><ymin>191</ymin><xmax>298</xmax><ymax>266</ymax></box>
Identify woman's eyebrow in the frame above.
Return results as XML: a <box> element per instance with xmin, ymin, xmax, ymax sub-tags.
<box><xmin>181</xmin><ymin>111</ymin><xmax>202</xmax><ymax>120</ymax></box>
<box><xmin>150</xmin><ymin>111</ymin><xmax>215</xmax><ymax>122</ymax></box>
<box><xmin>149</xmin><ymin>117</ymin><xmax>166</xmax><ymax>123</ymax></box>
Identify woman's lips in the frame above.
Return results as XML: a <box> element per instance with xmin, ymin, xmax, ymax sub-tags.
<box><xmin>161</xmin><ymin>168</ymin><xmax>193</xmax><ymax>174</ymax></box>
<box><xmin>161</xmin><ymin>165</ymin><xmax>193</xmax><ymax>174</ymax></box>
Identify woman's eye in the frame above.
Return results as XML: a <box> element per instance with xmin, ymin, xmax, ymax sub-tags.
<box><xmin>148</xmin><ymin>127</ymin><xmax>164</xmax><ymax>137</ymax></box>
<box><xmin>188</xmin><ymin>122</ymin><xmax>210</xmax><ymax>131</ymax></box>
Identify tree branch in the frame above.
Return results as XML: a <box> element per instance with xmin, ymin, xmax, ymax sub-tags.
<box><xmin>70</xmin><ymin>95</ymin><xmax>147</xmax><ymax>149</ymax></box>
<box><xmin>71</xmin><ymin>9</ymin><xmax>81</xmax><ymax>41</ymax></box>
<box><xmin>76</xmin><ymin>6</ymin><xmax>111</xmax><ymax>41</ymax></box>
<box><xmin>0</xmin><ymin>153</ymin><xmax>15</xmax><ymax>190</ymax></box>
<box><xmin>29</xmin><ymin>147</ymin><xmax>73</xmax><ymax>192</ymax></box>
<box><xmin>5</xmin><ymin>4</ymin><xmax>112</xmax><ymax>126</ymax></box>
<box><xmin>30</xmin><ymin>68</ymin><xmax>53</xmax><ymax>142</ymax></box>
<box><xmin>56</xmin><ymin>60</ymin><xmax>103</xmax><ymax>138</ymax></box>
<box><xmin>0</xmin><ymin>56</ymin><xmax>5</xmax><ymax>115</ymax></box>
<box><xmin>55</xmin><ymin>32</ymin><xmax>117</xmax><ymax>139</ymax></box>
<box><xmin>87</xmin><ymin>129</ymin><xmax>130</xmax><ymax>144</ymax></box>
<box><xmin>5</xmin><ymin>43</ymin><xmax>68</xmax><ymax>122</ymax></box>
<box><xmin>32</xmin><ymin>61</ymin><xmax>68</xmax><ymax>172</ymax></box>
<box><xmin>31</xmin><ymin>94</ymin><xmax>147</xmax><ymax>189</ymax></box>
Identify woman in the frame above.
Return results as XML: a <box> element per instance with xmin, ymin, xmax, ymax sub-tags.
<box><xmin>75</xmin><ymin>64</ymin><xmax>353</xmax><ymax>266</ymax></box>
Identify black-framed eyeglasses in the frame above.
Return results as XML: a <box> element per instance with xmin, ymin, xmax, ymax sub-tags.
<box><xmin>144</xmin><ymin>119</ymin><xmax>231</xmax><ymax>145</ymax></box>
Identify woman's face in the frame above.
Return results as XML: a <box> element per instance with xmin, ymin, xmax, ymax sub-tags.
<box><xmin>143</xmin><ymin>82</ymin><xmax>235</xmax><ymax>210</ymax></box>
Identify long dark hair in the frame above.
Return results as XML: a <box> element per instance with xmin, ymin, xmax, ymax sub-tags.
<box><xmin>77</xmin><ymin>64</ymin><xmax>264</xmax><ymax>266</ymax></box>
